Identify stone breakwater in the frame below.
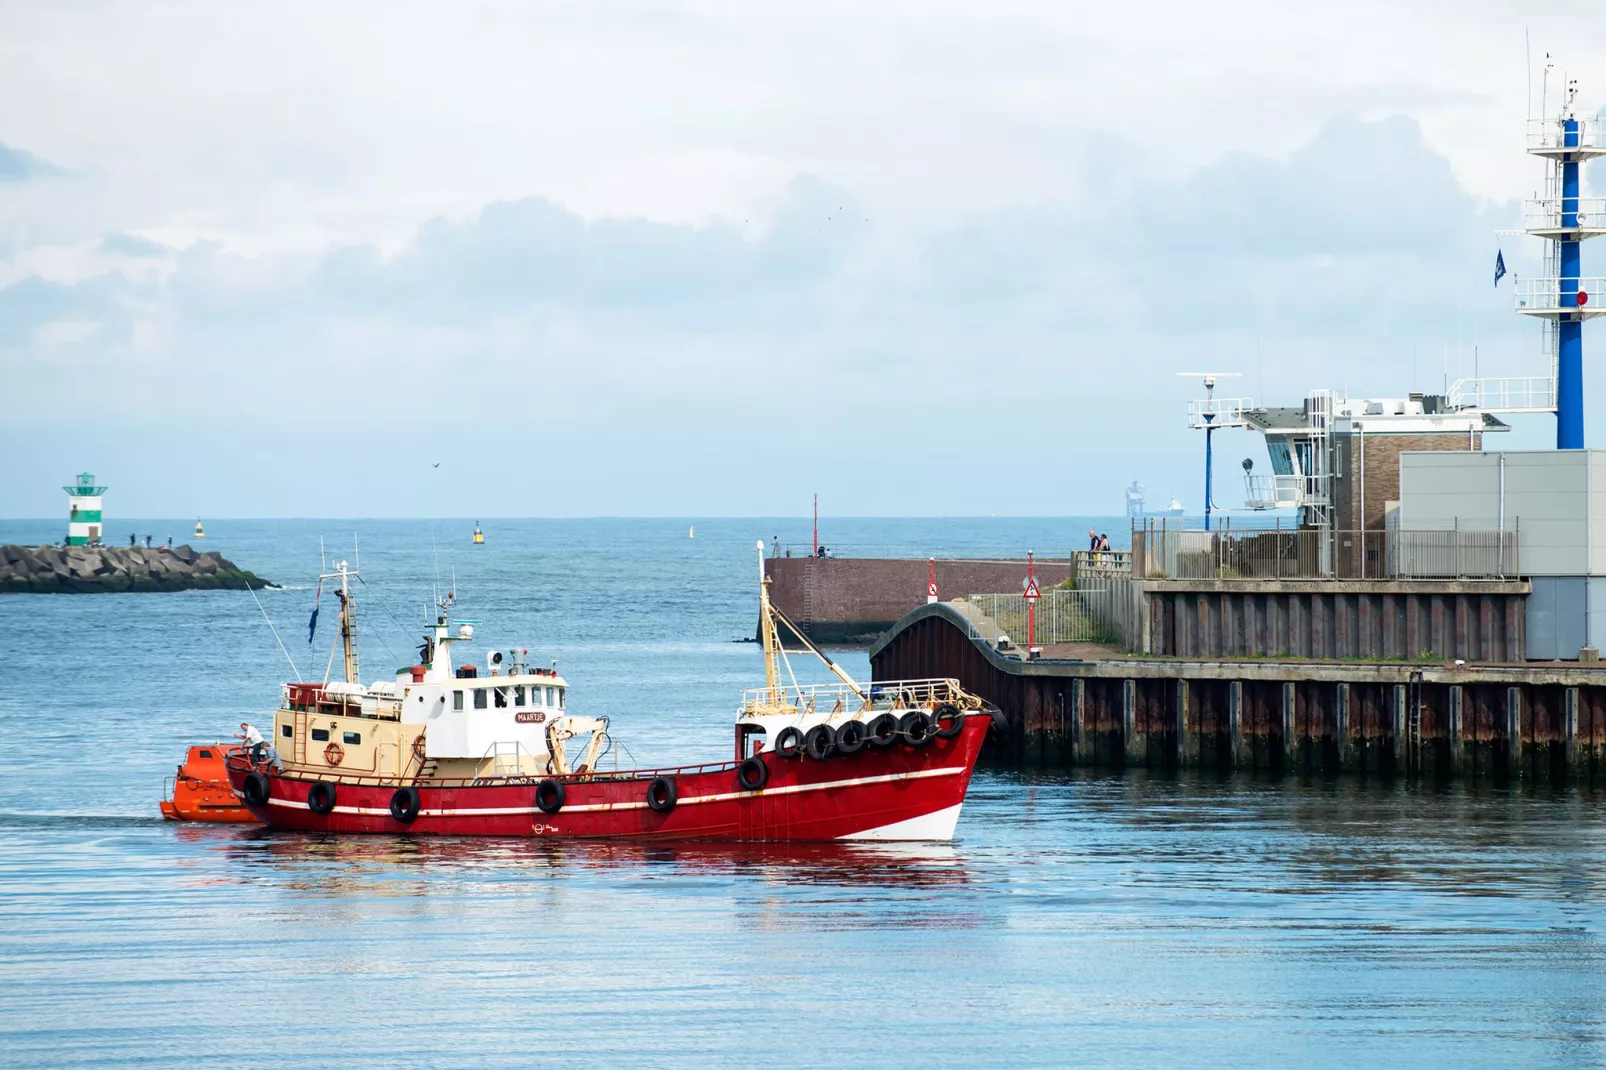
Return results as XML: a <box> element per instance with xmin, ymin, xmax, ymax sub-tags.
<box><xmin>0</xmin><ymin>544</ymin><xmax>272</xmax><ymax>593</ymax></box>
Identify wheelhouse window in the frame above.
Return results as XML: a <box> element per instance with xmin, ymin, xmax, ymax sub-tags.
<box><xmin>281</xmin><ymin>725</ymin><xmax>292</xmax><ymax>738</ymax></box>
<box><xmin>453</xmin><ymin>690</ymin><xmax>464</xmax><ymax>711</ymax></box>
<box><xmin>343</xmin><ymin>731</ymin><xmax>361</xmax><ymax>745</ymax></box>
<box><xmin>513</xmin><ymin>686</ymin><xmax>525</xmax><ymax>707</ymax></box>
<box><xmin>473</xmin><ymin>689</ymin><xmax>488</xmax><ymax>710</ymax></box>
<box><xmin>494</xmin><ymin>687</ymin><xmax>508</xmax><ymax>709</ymax></box>
<box><xmin>545</xmin><ymin>686</ymin><xmax>555</xmax><ymax>707</ymax></box>
<box><xmin>311</xmin><ymin>728</ymin><xmax>330</xmax><ymax>742</ymax></box>
<box><xmin>558</xmin><ymin>687</ymin><xmax>565</xmax><ymax>709</ymax></box>
<box><xmin>198</xmin><ymin>749</ymin><xmax>213</xmax><ymax>759</ymax></box>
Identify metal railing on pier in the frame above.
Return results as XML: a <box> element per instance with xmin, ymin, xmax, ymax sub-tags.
<box><xmin>966</xmin><ymin>589</ymin><xmax>1123</xmax><ymax>646</ymax></box>
<box><xmin>1131</xmin><ymin>524</ymin><xmax>1519</xmax><ymax>581</ymax></box>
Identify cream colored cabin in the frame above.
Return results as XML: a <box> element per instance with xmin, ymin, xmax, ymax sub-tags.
<box><xmin>273</xmin><ymin>612</ymin><xmax>605</xmax><ymax>781</ymax></box>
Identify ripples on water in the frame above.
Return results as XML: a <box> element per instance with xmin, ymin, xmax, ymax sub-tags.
<box><xmin>1</xmin><ymin>519</ymin><xmax>1604</xmax><ymax>1067</ymax></box>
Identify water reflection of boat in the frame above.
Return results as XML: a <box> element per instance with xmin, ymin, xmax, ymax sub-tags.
<box><xmin>221</xmin><ymin>832</ymin><xmax>973</xmax><ymax>888</ymax></box>
<box><xmin>227</xmin><ymin>545</ymin><xmax>1001</xmax><ymax>841</ymax></box>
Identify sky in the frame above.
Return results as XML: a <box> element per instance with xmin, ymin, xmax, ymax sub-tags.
<box><xmin>3</xmin><ymin>0</ymin><xmax>1606</xmax><ymax>519</ymax></box>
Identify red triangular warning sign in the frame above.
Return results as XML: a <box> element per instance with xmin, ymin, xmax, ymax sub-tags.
<box><xmin>1023</xmin><ymin>576</ymin><xmax>1041</xmax><ymax>600</ymax></box>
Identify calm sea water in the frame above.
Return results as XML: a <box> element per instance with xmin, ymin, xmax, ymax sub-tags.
<box><xmin>2</xmin><ymin>518</ymin><xmax>1604</xmax><ymax>1068</ymax></box>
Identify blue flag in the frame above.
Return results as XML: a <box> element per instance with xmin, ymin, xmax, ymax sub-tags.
<box><xmin>307</xmin><ymin>580</ymin><xmax>322</xmax><ymax>643</ymax></box>
<box><xmin>1494</xmin><ymin>249</ymin><xmax>1507</xmax><ymax>287</ymax></box>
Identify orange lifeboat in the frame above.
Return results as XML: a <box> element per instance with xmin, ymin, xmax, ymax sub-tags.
<box><xmin>159</xmin><ymin>744</ymin><xmax>262</xmax><ymax>823</ymax></box>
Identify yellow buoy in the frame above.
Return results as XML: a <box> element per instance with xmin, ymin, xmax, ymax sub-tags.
<box><xmin>472</xmin><ymin>522</ymin><xmax>484</xmax><ymax>545</ymax></box>
<box><xmin>194</xmin><ymin>519</ymin><xmax>205</xmax><ymax>538</ymax></box>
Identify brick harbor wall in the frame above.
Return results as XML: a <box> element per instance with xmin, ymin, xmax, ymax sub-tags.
<box><xmin>765</xmin><ymin>556</ymin><xmax>1071</xmax><ymax>643</ymax></box>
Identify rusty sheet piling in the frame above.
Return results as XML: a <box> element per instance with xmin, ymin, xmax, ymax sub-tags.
<box><xmin>869</xmin><ymin>604</ymin><xmax>1606</xmax><ymax>783</ymax></box>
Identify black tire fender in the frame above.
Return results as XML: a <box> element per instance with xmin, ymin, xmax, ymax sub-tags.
<box><xmin>899</xmin><ymin>711</ymin><xmax>935</xmax><ymax>747</ymax></box>
<box><xmin>775</xmin><ymin>726</ymin><xmax>805</xmax><ymax>759</ymax></box>
<box><xmin>736</xmin><ymin>756</ymin><xmax>769</xmax><ymax>792</ymax></box>
<box><xmin>866</xmin><ymin>713</ymin><xmax>900</xmax><ymax>747</ymax></box>
<box><xmin>535</xmin><ymin>778</ymin><xmax>566</xmax><ymax>814</ymax></box>
<box><xmin>307</xmin><ymin>781</ymin><xmax>337</xmax><ymax>815</ymax></box>
<box><xmin>242</xmin><ymin>771</ymin><xmax>271</xmax><ymax>806</ymax></box>
<box><xmin>646</xmin><ymin>776</ymin><xmax>678</xmax><ymax>814</ymax></box>
<box><xmin>933</xmin><ymin>703</ymin><xmax>965</xmax><ymax>739</ymax></box>
<box><xmin>834</xmin><ymin>720</ymin><xmax>868</xmax><ymax>755</ymax></box>
<box><xmin>390</xmin><ymin>786</ymin><xmax>421</xmax><ymax>823</ymax></box>
<box><xmin>804</xmin><ymin>723</ymin><xmax>836</xmax><ymax>761</ymax></box>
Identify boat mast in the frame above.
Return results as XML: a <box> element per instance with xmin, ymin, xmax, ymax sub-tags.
<box><xmin>335</xmin><ymin>560</ymin><xmax>359</xmax><ymax>684</ymax></box>
<box><xmin>756</xmin><ymin>542</ymin><xmax>781</xmax><ymax>697</ymax></box>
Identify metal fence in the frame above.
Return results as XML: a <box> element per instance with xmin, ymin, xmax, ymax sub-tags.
<box><xmin>1131</xmin><ymin>526</ymin><xmax>1519</xmax><ymax>581</ymax></box>
<box><xmin>967</xmin><ymin>588</ymin><xmax>1124</xmax><ymax>646</ymax></box>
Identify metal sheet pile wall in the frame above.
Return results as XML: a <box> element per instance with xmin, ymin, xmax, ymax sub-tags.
<box><xmin>870</xmin><ymin>605</ymin><xmax>1605</xmax><ymax>783</ymax></box>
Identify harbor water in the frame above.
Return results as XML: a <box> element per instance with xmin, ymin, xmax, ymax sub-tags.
<box><xmin>2</xmin><ymin>518</ymin><xmax>1605</xmax><ymax>1067</ymax></box>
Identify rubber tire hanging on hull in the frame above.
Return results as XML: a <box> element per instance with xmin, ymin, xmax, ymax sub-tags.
<box><xmin>646</xmin><ymin>776</ymin><xmax>678</xmax><ymax>814</ymax></box>
<box><xmin>804</xmin><ymin>723</ymin><xmax>836</xmax><ymax>761</ymax></box>
<box><xmin>933</xmin><ymin>703</ymin><xmax>964</xmax><ymax>739</ymax></box>
<box><xmin>775</xmin><ymin>726</ymin><xmax>805</xmax><ymax>759</ymax></box>
<box><xmin>737</xmin><ymin>756</ymin><xmax>769</xmax><ymax>791</ymax></box>
<box><xmin>390</xmin><ymin>786</ymin><xmax>421</xmax><ymax>823</ymax></box>
<box><xmin>866</xmin><ymin>713</ymin><xmax>899</xmax><ymax>747</ymax></box>
<box><xmin>535</xmin><ymin>779</ymin><xmax>566</xmax><ymax>814</ymax></box>
<box><xmin>307</xmin><ymin>781</ymin><xmax>337</xmax><ymax>815</ymax></box>
<box><xmin>242</xmin><ymin>771</ymin><xmax>270</xmax><ymax>806</ymax></box>
<box><xmin>899</xmin><ymin>711</ymin><xmax>935</xmax><ymax>746</ymax></box>
<box><xmin>834</xmin><ymin>720</ymin><xmax>867</xmax><ymax>755</ymax></box>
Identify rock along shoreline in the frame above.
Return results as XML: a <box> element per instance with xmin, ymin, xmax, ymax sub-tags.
<box><xmin>0</xmin><ymin>544</ymin><xmax>273</xmax><ymax>593</ymax></box>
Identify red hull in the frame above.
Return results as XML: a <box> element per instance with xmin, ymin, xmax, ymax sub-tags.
<box><xmin>227</xmin><ymin>716</ymin><xmax>990</xmax><ymax>841</ymax></box>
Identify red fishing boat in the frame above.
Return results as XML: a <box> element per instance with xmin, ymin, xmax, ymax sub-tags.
<box><xmin>227</xmin><ymin>544</ymin><xmax>999</xmax><ymax>841</ymax></box>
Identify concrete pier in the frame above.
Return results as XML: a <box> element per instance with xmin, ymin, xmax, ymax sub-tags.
<box><xmin>869</xmin><ymin>603</ymin><xmax>1606</xmax><ymax>783</ymax></box>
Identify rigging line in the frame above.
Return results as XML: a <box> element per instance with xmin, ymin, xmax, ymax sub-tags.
<box><xmin>243</xmin><ymin>576</ymin><xmax>301</xmax><ymax>682</ymax></box>
<box><xmin>353</xmin><ymin>573</ymin><xmax>410</xmax><ymax>670</ymax></box>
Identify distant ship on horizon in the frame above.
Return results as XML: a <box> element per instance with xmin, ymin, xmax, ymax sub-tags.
<box><xmin>1126</xmin><ymin>481</ymin><xmax>1185</xmax><ymax>521</ymax></box>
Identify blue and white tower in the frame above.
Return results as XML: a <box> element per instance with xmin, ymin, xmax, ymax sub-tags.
<box><xmin>1516</xmin><ymin>79</ymin><xmax>1606</xmax><ymax>448</ymax></box>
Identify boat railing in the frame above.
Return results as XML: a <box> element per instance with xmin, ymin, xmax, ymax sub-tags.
<box><xmin>739</xmin><ymin>678</ymin><xmax>976</xmax><ymax>719</ymax></box>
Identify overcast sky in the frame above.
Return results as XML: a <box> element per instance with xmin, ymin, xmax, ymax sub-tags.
<box><xmin>3</xmin><ymin>1</ymin><xmax>1605</xmax><ymax>518</ymax></box>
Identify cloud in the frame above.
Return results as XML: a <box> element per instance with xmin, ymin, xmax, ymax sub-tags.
<box><xmin>99</xmin><ymin>232</ymin><xmax>168</xmax><ymax>257</ymax></box>
<box><xmin>0</xmin><ymin>114</ymin><xmax>1569</xmax><ymax>517</ymax></box>
<box><xmin>0</xmin><ymin>141</ymin><xmax>66</xmax><ymax>182</ymax></box>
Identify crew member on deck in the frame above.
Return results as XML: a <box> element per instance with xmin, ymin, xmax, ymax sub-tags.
<box><xmin>236</xmin><ymin>722</ymin><xmax>265</xmax><ymax>762</ymax></box>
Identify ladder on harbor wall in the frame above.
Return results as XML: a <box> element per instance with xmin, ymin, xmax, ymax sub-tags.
<box><xmin>1405</xmin><ymin>671</ymin><xmax>1424</xmax><ymax>777</ymax></box>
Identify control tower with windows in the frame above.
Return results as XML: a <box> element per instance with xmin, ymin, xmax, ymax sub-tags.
<box><xmin>64</xmin><ymin>472</ymin><xmax>107</xmax><ymax>546</ymax></box>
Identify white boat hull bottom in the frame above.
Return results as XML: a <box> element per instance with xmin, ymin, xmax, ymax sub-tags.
<box><xmin>837</xmin><ymin>802</ymin><xmax>963</xmax><ymax>842</ymax></box>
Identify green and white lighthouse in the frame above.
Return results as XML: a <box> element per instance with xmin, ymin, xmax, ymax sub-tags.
<box><xmin>64</xmin><ymin>472</ymin><xmax>107</xmax><ymax>546</ymax></box>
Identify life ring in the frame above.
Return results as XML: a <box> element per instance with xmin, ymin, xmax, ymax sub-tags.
<box><xmin>736</xmin><ymin>756</ymin><xmax>769</xmax><ymax>791</ymax></box>
<box><xmin>804</xmin><ymin>723</ymin><xmax>836</xmax><ymax>761</ymax></box>
<box><xmin>834</xmin><ymin>720</ymin><xmax>867</xmax><ymax>755</ymax></box>
<box><xmin>390</xmin><ymin>786</ymin><xmax>421</xmax><ymax>823</ymax></box>
<box><xmin>307</xmin><ymin>781</ymin><xmax>337</xmax><ymax>815</ymax></box>
<box><xmin>241</xmin><ymin>771</ymin><xmax>271</xmax><ymax>806</ymax></box>
<box><xmin>898</xmin><ymin>711</ymin><xmax>935</xmax><ymax>747</ymax></box>
<box><xmin>411</xmin><ymin>734</ymin><xmax>428</xmax><ymax>761</ymax></box>
<box><xmin>933</xmin><ymin>703</ymin><xmax>965</xmax><ymax>739</ymax></box>
<box><xmin>535</xmin><ymin>779</ymin><xmax>566</xmax><ymax>814</ymax></box>
<box><xmin>866</xmin><ymin>713</ymin><xmax>900</xmax><ymax>747</ymax></box>
<box><xmin>775</xmin><ymin>726</ymin><xmax>805</xmax><ymax>760</ymax></box>
<box><xmin>324</xmin><ymin>742</ymin><xmax>345</xmax><ymax>766</ymax></box>
<box><xmin>646</xmin><ymin>776</ymin><xmax>678</xmax><ymax>814</ymax></box>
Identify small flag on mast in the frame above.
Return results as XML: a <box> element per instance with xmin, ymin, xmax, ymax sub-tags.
<box><xmin>1494</xmin><ymin>249</ymin><xmax>1507</xmax><ymax>287</ymax></box>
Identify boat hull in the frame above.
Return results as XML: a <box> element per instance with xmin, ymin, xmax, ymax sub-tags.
<box><xmin>161</xmin><ymin>744</ymin><xmax>261</xmax><ymax>823</ymax></box>
<box><xmin>228</xmin><ymin>715</ymin><xmax>991</xmax><ymax>842</ymax></box>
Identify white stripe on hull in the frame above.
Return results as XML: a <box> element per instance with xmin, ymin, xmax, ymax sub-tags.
<box><xmin>837</xmin><ymin>802</ymin><xmax>963</xmax><ymax>842</ymax></box>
